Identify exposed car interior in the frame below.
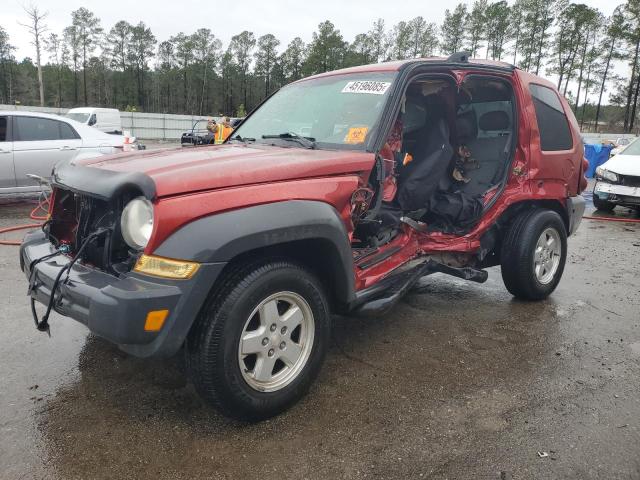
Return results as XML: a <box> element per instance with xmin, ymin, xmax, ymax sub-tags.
<box><xmin>354</xmin><ymin>74</ymin><xmax>515</xmax><ymax>248</ymax></box>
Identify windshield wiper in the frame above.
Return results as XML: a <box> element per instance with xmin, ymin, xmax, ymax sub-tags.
<box><xmin>261</xmin><ymin>132</ymin><xmax>316</xmax><ymax>149</ymax></box>
<box><xmin>229</xmin><ymin>135</ymin><xmax>255</xmax><ymax>143</ymax></box>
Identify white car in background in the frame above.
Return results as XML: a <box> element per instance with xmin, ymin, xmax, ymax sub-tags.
<box><xmin>0</xmin><ymin>111</ymin><xmax>126</xmax><ymax>195</ymax></box>
<box><xmin>609</xmin><ymin>137</ymin><xmax>637</xmax><ymax>157</ymax></box>
<box><xmin>594</xmin><ymin>138</ymin><xmax>640</xmax><ymax>212</ymax></box>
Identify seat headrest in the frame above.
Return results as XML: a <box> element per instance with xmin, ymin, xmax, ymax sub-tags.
<box><xmin>479</xmin><ymin>110</ymin><xmax>510</xmax><ymax>131</ymax></box>
<box><xmin>456</xmin><ymin>110</ymin><xmax>477</xmax><ymax>144</ymax></box>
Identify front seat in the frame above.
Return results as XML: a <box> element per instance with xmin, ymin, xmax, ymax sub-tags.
<box><xmin>396</xmin><ymin>111</ymin><xmax>454</xmax><ymax>212</ymax></box>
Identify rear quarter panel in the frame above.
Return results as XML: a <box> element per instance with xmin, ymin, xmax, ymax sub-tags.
<box><xmin>517</xmin><ymin>70</ymin><xmax>583</xmax><ymax>199</ymax></box>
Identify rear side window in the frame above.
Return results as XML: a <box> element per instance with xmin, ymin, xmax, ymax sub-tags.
<box><xmin>59</xmin><ymin>122</ymin><xmax>80</xmax><ymax>140</ymax></box>
<box><xmin>529</xmin><ymin>84</ymin><xmax>573</xmax><ymax>151</ymax></box>
<box><xmin>14</xmin><ymin>117</ymin><xmax>77</xmax><ymax>142</ymax></box>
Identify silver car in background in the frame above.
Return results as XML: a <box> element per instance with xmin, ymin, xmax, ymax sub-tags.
<box><xmin>0</xmin><ymin>111</ymin><xmax>126</xmax><ymax>195</ymax></box>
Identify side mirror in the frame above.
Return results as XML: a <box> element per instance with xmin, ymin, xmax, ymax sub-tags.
<box><xmin>88</xmin><ymin>115</ymin><xmax>96</xmax><ymax>126</ymax></box>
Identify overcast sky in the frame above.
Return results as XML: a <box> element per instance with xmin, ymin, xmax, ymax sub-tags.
<box><xmin>4</xmin><ymin>0</ymin><xmax>620</xmax><ymax>62</ymax></box>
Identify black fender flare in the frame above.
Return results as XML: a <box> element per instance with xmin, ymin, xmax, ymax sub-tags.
<box><xmin>153</xmin><ymin>200</ymin><xmax>356</xmax><ymax>304</ymax></box>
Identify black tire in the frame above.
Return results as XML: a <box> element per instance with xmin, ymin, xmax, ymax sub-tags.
<box><xmin>593</xmin><ymin>194</ymin><xmax>616</xmax><ymax>212</ymax></box>
<box><xmin>186</xmin><ymin>259</ymin><xmax>331</xmax><ymax>421</ymax></box>
<box><xmin>500</xmin><ymin>209</ymin><xmax>567</xmax><ymax>300</ymax></box>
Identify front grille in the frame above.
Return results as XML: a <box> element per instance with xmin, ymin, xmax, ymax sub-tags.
<box><xmin>618</xmin><ymin>195</ymin><xmax>640</xmax><ymax>205</ymax></box>
<box><xmin>48</xmin><ymin>188</ymin><xmax>136</xmax><ymax>274</ymax></box>
<box><xmin>620</xmin><ymin>175</ymin><xmax>640</xmax><ymax>188</ymax></box>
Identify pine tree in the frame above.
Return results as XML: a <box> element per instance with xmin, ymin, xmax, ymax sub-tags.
<box><xmin>70</xmin><ymin>8</ymin><xmax>103</xmax><ymax>105</ymax></box>
<box><xmin>280</xmin><ymin>37</ymin><xmax>305</xmax><ymax>82</ymax></box>
<box><xmin>254</xmin><ymin>34</ymin><xmax>280</xmax><ymax>97</ymax></box>
<box><xmin>594</xmin><ymin>6</ymin><xmax>625</xmax><ymax>132</ymax></box>
<box><xmin>465</xmin><ymin>0</ymin><xmax>488</xmax><ymax>57</ymax></box>
<box><xmin>440</xmin><ymin>4</ymin><xmax>467</xmax><ymax>55</ymax></box>
<box><xmin>303</xmin><ymin>21</ymin><xmax>346</xmax><ymax>74</ymax></box>
<box><xmin>485</xmin><ymin>1</ymin><xmax>511</xmax><ymax>60</ymax></box>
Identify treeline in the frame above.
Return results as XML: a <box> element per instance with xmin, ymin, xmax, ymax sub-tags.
<box><xmin>0</xmin><ymin>0</ymin><xmax>637</xmax><ymax>132</ymax></box>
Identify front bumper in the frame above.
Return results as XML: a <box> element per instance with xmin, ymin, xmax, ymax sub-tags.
<box><xmin>594</xmin><ymin>181</ymin><xmax>640</xmax><ymax>206</ymax></box>
<box><xmin>20</xmin><ymin>230</ymin><xmax>225</xmax><ymax>357</ymax></box>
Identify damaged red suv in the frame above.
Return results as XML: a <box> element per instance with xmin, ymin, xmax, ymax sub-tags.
<box><xmin>21</xmin><ymin>53</ymin><xmax>587</xmax><ymax>420</ymax></box>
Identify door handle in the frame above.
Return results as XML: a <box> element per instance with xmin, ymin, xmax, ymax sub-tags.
<box><xmin>0</xmin><ymin>149</ymin><xmax>10</xmax><ymax>154</ymax></box>
<box><xmin>59</xmin><ymin>146</ymin><xmax>77</xmax><ymax>151</ymax></box>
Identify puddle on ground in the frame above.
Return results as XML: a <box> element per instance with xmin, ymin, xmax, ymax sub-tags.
<box><xmin>629</xmin><ymin>342</ymin><xmax>640</xmax><ymax>357</ymax></box>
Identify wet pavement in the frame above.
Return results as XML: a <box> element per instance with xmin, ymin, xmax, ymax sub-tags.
<box><xmin>1</xmin><ymin>193</ymin><xmax>640</xmax><ymax>479</ymax></box>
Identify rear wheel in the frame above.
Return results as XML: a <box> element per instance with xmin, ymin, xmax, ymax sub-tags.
<box><xmin>186</xmin><ymin>259</ymin><xmax>330</xmax><ymax>421</ymax></box>
<box><xmin>593</xmin><ymin>194</ymin><xmax>616</xmax><ymax>212</ymax></box>
<box><xmin>500</xmin><ymin>209</ymin><xmax>567</xmax><ymax>300</ymax></box>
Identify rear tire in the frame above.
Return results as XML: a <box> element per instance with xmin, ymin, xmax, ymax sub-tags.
<box><xmin>500</xmin><ymin>209</ymin><xmax>567</xmax><ymax>300</ymax></box>
<box><xmin>593</xmin><ymin>194</ymin><xmax>616</xmax><ymax>212</ymax></box>
<box><xmin>186</xmin><ymin>259</ymin><xmax>331</xmax><ymax>421</ymax></box>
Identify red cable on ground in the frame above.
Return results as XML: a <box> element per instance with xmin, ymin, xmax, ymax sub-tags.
<box><xmin>29</xmin><ymin>197</ymin><xmax>50</xmax><ymax>221</ymax></box>
<box><xmin>0</xmin><ymin>223</ymin><xmax>43</xmax><ymax>246</ymax></box>
<box><xmin>0</xmin><ymin>195</ymin><xmax>50</xmax><ymax>246</ymax></box>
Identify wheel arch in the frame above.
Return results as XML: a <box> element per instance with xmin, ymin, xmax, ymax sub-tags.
<box><xmin>479</xmin><ymin>199</ymin><xmax>570</xmax><ymax>268</ymax></box>
<box><xmin>213</xmin><ymin>238</ymin><xmax>353</xmax><ymax>311</ymax></box>
<box><xmin>153</xmin><ymin>200</ymin><xmax>356</xmax><ymax>310</ymax></box>
<box><xmin>499</xmin><ymin>199</ymin><xmax>570</xmax><ymax>232</ymax></box>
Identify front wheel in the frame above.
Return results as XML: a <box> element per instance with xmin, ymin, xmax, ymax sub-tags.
<box><xmin>186</xmin><ymin>260</ymin><xmax>331</xmax><ymax>421</ymax></box>
<box><xmin>500</xmin><ymin>209</ymin><xmax>567</xmax><ymax>300</ymax></box>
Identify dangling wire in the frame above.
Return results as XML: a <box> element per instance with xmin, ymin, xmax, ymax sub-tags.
<box><xmin>30</xmin><ymin>229</ymin><xmax>107</xmax><ymax>335</ymax></box>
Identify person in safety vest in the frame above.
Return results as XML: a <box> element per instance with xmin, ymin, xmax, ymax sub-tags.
<box><xmin>215</xmin><ymin>117</ymin><xmax>234</xmax><ymax>144</ymax></box>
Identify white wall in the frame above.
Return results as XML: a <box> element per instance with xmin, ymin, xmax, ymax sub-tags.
<box><xmin>582</xmin><ymin>132</ymin><xmax>637</xmax><ymax>142</ymax></box>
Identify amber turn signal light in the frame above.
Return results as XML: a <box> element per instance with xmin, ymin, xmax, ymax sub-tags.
<box><xmin>134</xmin><ymin>254</ymin><xmax>200</xmax><ymax>279</ymax></box>
<box><xmin>144</xmin><ymin>310</ymin><xmax>169</xmax><ymax>332</ymax></box>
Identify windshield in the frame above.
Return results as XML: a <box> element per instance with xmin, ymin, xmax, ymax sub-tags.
<box><xmin>66</xmin><ymin>112</ymin><xmax>90</xmax><ymax>123</ymax></box>
<box><xmin>233</xmin><ymin>72</ymin><xmax>397</xmax><ymax>150</ymax></box>
<box><xmin>620</xmin><ymin>138</ymin><xmax>640</xmax><ymax>155</ymax></box>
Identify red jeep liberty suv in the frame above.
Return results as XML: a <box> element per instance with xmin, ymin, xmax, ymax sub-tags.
<box><xmin>21</xmin><ymin>54</ymin><xmax>587</xmax><ymax>420</ymax></box>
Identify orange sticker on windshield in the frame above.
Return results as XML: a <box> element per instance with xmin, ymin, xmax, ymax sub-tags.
<box><xmin>344</xmin><ymin>127</ymin><xmax>368</xmax><ymax>144</ymax></box>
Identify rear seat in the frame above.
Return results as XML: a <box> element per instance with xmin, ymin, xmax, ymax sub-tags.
<box><xmin>457</xmin><ymin>110</ymin><xmax>512</xmax><ymax>196</ymax></box>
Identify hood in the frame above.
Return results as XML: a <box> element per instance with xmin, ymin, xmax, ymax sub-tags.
<box><xmin>601</xmin><ymin>153</ymin><xmax>640</xmax><ymax>177</ymax></box>
<box><xmin>76</xmin><ymin>144</ymin><xmax>375</xmax><ymax>197</ymax></box>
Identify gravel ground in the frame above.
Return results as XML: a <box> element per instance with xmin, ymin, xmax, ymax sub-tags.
<box><xmin>1</xmin><ymin>190</ymin><xmax>639</xmax><ymax>480</ymax></box>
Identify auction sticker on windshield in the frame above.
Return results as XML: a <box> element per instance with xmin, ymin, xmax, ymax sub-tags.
<box><xmin>344</xmin><ymin>126</ymin><xmax>369</xmax><ymax>144</ymax></box>
<box><xmin>342</xmin><ymin>81</ymin><xmax>391</xmax><ymax>95</ymax></box>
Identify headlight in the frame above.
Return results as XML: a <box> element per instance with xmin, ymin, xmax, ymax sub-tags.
<box><xmin>595</xmin><ymin>167</ymin><xmax>619</xmax><ymax>183</ymax></box>
<box><xmin>121</xmin><ymin>196</ymin><xmax>154</xmax><ymax>250</ymax></box>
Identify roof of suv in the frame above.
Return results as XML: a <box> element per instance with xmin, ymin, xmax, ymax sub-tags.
<box><xmin>301</xmin><ymin>57</ymin><xmax>516</xmax><ymax>82</ymax></box>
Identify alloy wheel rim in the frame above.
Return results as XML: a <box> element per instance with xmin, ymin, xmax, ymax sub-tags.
<box><xmin>533</xmin><ymin>227</ymin><xmax>561</xmax><ymax>285</ymax></box>
<box><xmin>238</xmin><ymin>291</ymin><xmax>315</xmax><ymax>392</ymax></box>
